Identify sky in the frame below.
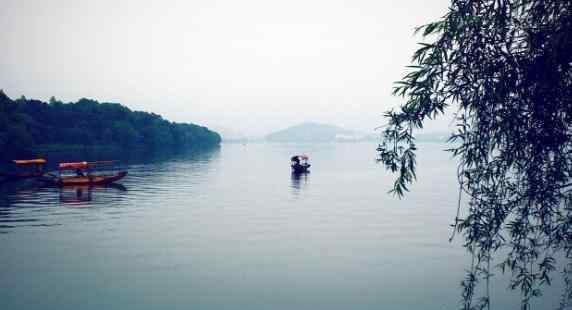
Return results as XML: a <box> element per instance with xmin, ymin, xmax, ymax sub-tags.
<box><xmin>1</xmin><ymin>0</ymin><xmax>451</xmax><ymax>137</ymax></box>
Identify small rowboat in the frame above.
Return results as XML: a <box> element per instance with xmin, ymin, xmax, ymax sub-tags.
<box><xmin>54</xmin><ymin>171</ymin><xmax>128</xmax><ymax>186</ymax></box>
<box><xmin>51</xmin><ymin>161</ymin><xmax>127</xmax><ymax>186</ymax></box>
<box><xmin>0</xmin><ymin>159</ymin><xmax>47</xmax><ymax>181</ymax></box>
<box><xmin>291</xmin><ymin>154</ymin><xmax>311</xmax><ymax>173</ymax></box>
<box><xmin>291</xmin><ymin>163</ymin><xmax>311</xmax><ymax>173</ymax></box>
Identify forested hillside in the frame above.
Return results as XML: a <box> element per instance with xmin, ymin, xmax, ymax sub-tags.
<box><xmin>0</xmin><ymin>90</ymin><xmax>221</xmax><ymax>156</ymax></box>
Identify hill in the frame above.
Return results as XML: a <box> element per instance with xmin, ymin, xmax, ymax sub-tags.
<box><xmin>0</xmin><ymin>90</ymin><xmax>221</xmax><ymax>157</ymax></box>
<box><xmin>265</xmin><ymin>122</ymin><xmax>364</xmax><ymax>142</ymax></box>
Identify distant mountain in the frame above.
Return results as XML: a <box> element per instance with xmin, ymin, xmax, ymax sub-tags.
<box><xmin>265</xmin><ymin>122</ymin><xmax>451</xmax><ymax>144</ymax></box>
<box><xmin>265</xmin><ymin>122</ymin><xmax>367</xmax><ymax>142</ymax></box>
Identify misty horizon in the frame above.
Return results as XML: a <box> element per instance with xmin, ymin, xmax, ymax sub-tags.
<box><xmin>2</xmin><ymin>0</ymin><xmax>452</xmax><ymax>136</ymax></box>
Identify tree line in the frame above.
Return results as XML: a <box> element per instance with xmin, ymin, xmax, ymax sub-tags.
<box><xmin>0</xmin><ymin>90</ymin><xmax>221</xmax><ymax>157</ymax></box>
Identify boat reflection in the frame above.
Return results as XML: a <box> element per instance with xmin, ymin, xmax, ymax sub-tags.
<box><xmin>59</xmin><ymin>183</ymin><xmax>127</xmax><ymax>205</ymax></box>
<box><xmin>60</xmin><ymin>186</ymin><xmax>92</xmax><ymax>203</ymax></box>
<box><xmin>290</xmin><ymin>171</ymin><xmax>309</xmax><ymax>194</ymax></box>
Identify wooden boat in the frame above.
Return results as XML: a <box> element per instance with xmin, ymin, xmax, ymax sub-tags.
<box><xmin>55</xmin><ymin>171</ymin><xmax>128</xmax><ymax>186</ymax></box>
<box><xmin>0</xmin><ymin>159</ymin><xmax>47</xmax><ymax>181</ymax></box>
<box><xmin>291</xmin><ymin>162</ymin><xmax>311</xmax><ymax>173</ymax></box>
<box><xmin>51</xmin><ymin>161</ymin><xmax>127</xmax><ymax>186</ymax></box>
<box><xmin>291</xmin><ymin>154</ymin><xmax>311</xmax><ymax>173</ymax></box>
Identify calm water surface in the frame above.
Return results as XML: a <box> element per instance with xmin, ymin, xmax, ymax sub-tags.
<box><xmin>0</xmin><ymin>143</ymin><xmax>562</xmax><ymax>309</ymax></box>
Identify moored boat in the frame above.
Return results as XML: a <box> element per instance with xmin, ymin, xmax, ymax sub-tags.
<box><xmin>55</xmin><ymin>171</ymin><xmax>128</xmax><ymax>186</ymax></box>
<box><xmin>291</xmin><ymin>154</ymin><xmax>311</xmax><ymax>173</ymax></box>
<box><xmin>50</xmin><ymin>161</ymin><xmax>128</xmax><ymax>186</ymax></box>
<box><xmin>0</xmin><ymin>159</ymin><xmax>47</xmax><ymax>181</ymax></box>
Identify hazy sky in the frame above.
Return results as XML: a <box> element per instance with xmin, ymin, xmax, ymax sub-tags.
<box><xmin>1</xmin><ymin>0</ymin><xmax>450</xmax><ymax>137</ymax></box>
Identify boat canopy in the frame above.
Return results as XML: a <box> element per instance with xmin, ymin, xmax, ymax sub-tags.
<box><xmin>291</xmin><ymin>155</ymin><xmax>309</xmax><ymax>160</ymax></box>
<box><xmin>13</xmin><ymin>159</ymin><xmax>47</xmax><ymax>165</ymax></box>
<box><xmin>58</xmin><ymin>160</ymin><xmax>120</xmax><ymax>171</ymax></box>
<box><xmin>59</xmin><ymin>162</ymin><xmax>89</xmax><ymax>170</ymax></box>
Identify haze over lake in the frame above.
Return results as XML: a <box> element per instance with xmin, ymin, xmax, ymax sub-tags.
<box><xmin>0</xmin><ymin>143</ymin><xmax>562</xmax><ymax>310</ymax></box>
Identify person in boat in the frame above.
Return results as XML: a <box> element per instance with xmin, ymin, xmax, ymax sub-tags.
<box><xmin>291</xmin><ymin>155</ymin><xmax>300</xmax><ymax>164</ymax></box>
<box><xmin>291</xmin><ymin>154</ymin><xmax>311</xmax><ymax>173</ymax></box>
<box><xmin>291</xmin><ymin>156</ymin><xmax>302</xmax><ymax>170</ymax></box>
<box><xmin>75</xmin><ymin>168</ymin><xmax>85</xmax><ymax>177</ymax></box>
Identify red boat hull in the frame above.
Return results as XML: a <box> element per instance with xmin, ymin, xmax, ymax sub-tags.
<box><xmin>54</xmin><ymin>171</ymin><xmax>128</xmax><ymax>186</ymax></box>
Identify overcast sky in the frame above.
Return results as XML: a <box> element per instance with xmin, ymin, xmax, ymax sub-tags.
<box><xmin>1</xmin><ymin>0</ymin><xmax>450</xmax><ymax>137</ymax></box>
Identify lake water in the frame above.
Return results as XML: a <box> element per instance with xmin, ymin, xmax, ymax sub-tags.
<box><xmin>0</xmin><ymin>143</ymin><xmax>563</xmax><ymax>309</ymax></box>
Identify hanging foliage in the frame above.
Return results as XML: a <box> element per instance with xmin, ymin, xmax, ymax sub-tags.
<box><xmin>377</xmin><ymin>1</ymin><xmax>572</xmax><ymax>309</ymax></box>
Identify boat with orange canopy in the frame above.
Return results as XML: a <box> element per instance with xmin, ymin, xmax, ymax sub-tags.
<box><xmin>51</xmin><ymin>160</ymin><xmax>127</xmax><ymax>186</ymax></box>
<box><xmin>0</xmin><ymin>158</ymin><xmax>47</xmax><ymax>181</ymax></box>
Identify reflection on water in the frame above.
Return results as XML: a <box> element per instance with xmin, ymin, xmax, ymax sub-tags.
<box><xmin>290</xmin><ymin>171</ymin><xmax>309</xmax><ymax>194</ymax></box>
<box><xmin>58</xmin><ymin>184</ymin><xmax>127</xmax><ymax>205</ymax></box>
<box><xmin>0</xmin><ymin>146</ymin><xmax>220</xmax><ymax>232</ymax></box>
<box><xmin>60</xmin><ymin>186</ymin><xmax>93</xmax><ymax>204</ymax></box>
<box><xmin>0</xmin><ymin>143</ymin><xmax>563</xmax><ymax>310</ymax></box>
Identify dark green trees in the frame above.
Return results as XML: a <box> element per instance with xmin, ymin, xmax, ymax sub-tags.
<box><xmin>377</xmin><ymin>1</ymin><xmax>571</xmax><ymax>309</ymax></box>
<box><xmin>0</xmin><ymin>90</ymin><xmax>35</xmax><ymax>153</ymax></box>
<box><xmin>0</xmin><ymin>91</ymin><xmax>221</xmax><ymax>156</ymax></box>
